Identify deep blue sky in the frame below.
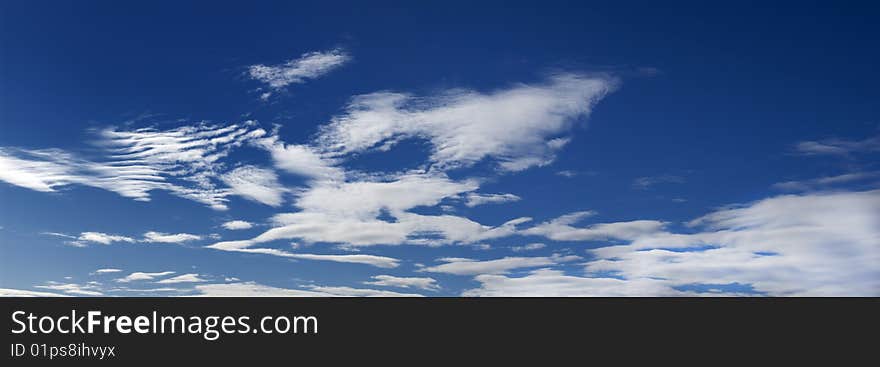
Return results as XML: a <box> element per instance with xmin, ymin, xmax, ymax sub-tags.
<box><xmin>1</xmin><ymin>1</ymin><xmax>878</xmax><ymax>296</ymax></box>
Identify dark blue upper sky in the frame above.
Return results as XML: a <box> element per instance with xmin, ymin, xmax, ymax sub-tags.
<box><xmin>1</xmin><ymin>1</ymin><xmax>878</xmax><ymax>296</ymax></box>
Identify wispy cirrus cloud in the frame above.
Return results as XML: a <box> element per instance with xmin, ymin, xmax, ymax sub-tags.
<box><xmin>521</xmin><ymin>211</ymin><xmax>665</xmax><ymax>242</ymax></box>
<box><xmin>91</xmin><ymin>268</ymin><xmax>123</xmax><ymax>274</ymax></box>
<box><xmin>794</xmin><ymin>134</ymin><xmax>880</xmax><ymax>156</ymax></box>
<box><xmin>364</xmin><ymin>275</ymin><xmax>440</xmax><ymax>291</ymax></box>
<box><xmin>143</xmin><ymin>231</ymin><xmax>202</xmax><ymax>244</ymax></box>
<box><xmin>194</xmin><ymin>281</ymin><xmax>422</xmax><ymax>297</ymax></box>
<box><xmin>35</xmin><ymin>281</ymin><xmax>104</xmax><ymax>296</ymax></box>
<box><xmin>464</xmin><ymin>193</ymin><xmax>521</xmax><ymax>207</ymax></box>
<box><xmin>115</xmin><ymin>271</ymin><xmax>176</xmax><ymax>283</ymax></box>
<box><xmin>511</xmin><ymin>243</ymin><xmax>546</xmax><ymax>252</ymax></box>
<box><xmin>463</xmin><ymin>269</ymin><xmax>681</xmax><ymax>297</ymax></box>
<box><xmin>45</xmin><ymin>231</ymin><xmax>202</xmax><ymax>246</ymax></box>
<box><xmin>420</xmin><ymin>254</ymin><xmax>581</xmax><ymax>276</ymax></box>
<box><xmin>0</xmin><ymin>122</ymin><xmax>269</xmax><ymax>210</ymax></box>
<box><xmin>0</xmin><ymin>288</ymin><xmax>69</xmax><ymax>297</ymax></box>
<box><xmin>76</xmin><ymin>232</ymin><xmax>137</xmax><ymax>245</ymax></box>
<box><xmin>464</xmin><ymin>190</ymin><xmax>880</xmax><ymax>296</ymax></box>
<box><xmin>496</xmin><ymin>189</ymin><xmax>880</xmax><ymax>297</ymax></box>
<box><xmin>206</xmin><ymin>240</ymin><xmax>400</xmax><ymax>268</ymax></box>
<box><xmin>315</xmin><ymin>73</ymin><xmax>615</xmax><ymax>172</ymax></box>
<box><xmin>773</xmin><ymin>171</ymin><xmax>879</xmax><ymax>191</ymax></box>
<box><xmin>220</xmin><ymin>165</ymin><xmax>288</xmax><ymax>207</ymax></box>
<box><xmin>632</xmin><ymin>174</ymin><xmax>685</xmax><ymax>190</ymax></box>
<box><xmin>248</xmin><ymin>48</ymin><xmax>350</xmax><ymax>92</ymax></box>
<box><xmin>208</xmin><ymin>171</ymin><xmax>527</xmax><ymax>249</ymax></box>
<box><xmin>156</xmin><ymin>273</ymin><xmax>208</xmax><ymax>284</ymax></box>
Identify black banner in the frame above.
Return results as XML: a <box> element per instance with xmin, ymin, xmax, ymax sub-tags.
<box><xmin>1</xmin><ymin>298</ymin><xmax>876</xmax><ymax>364</ymax></box>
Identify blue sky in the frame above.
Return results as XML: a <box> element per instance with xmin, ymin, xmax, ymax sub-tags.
<box><xmin>1</xmin><ymin>1</ymin><xmax>878</xmax><ymax>296</ymax></box>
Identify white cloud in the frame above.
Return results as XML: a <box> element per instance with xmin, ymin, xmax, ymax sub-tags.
<box><xmin>221</xmin><ymin>220</ymin><xmax>253</xmax><ymax>230</ymax></box>
<box><xmin>582</xmin><ymin>190</ymin><xmax>880</xmax><ymax>296</ymax></box>
<box><xmin>295</xmin><ymin>173</ymin><xmax>477</xmax><ymax>218</ymax></box>
<box><xmin>255</xmin><ymin>137</ymin><xmax>344</xmax><ymax>183</ymax></box>
<box><xmin>0</xmin><ymin>288</ymin><xmax>69</xmax><ymax>297</ymax></box>
<box><xmin>92</xmin><ymin>268</ymin><xmax>122</xmax><ymax>274</ymax></box>
<box><xmin>364</xmin><ymin>275</ymin><xmax>440</xmax><ymax>291</ymax></box>
<box><xmin>212</xmin><ymin>170</ymin><xmax>530</xmax><ymax>248</ymax></box>
<box><xmin>794</xmin><ymin>135</ymin><xmax>880</xmax><ymax>156</ymax></box>
<box><xmin>305</xmin><ymin>285</ymin><xmax>424</xmax><ymax>297</ymax></box>
<box><xmin>41</xmin><ymin>232</ymin><xmax>77</xmax><ymax>238</ymax></box>
<box><xmin>315</xmin><ymin>73</ymin><xmax>615</xmax><ymax>172</ymax></box>
<box><xmin>78</xmin><ymin>232</ymin><xmax>136</xmax><ymax>245</ymax></box>
<box><xmin>194</xmin><ymin>281</ymin><xmax>421</xmax><ymax>297</ymax></box>
<box><xmin>522</xmin><ymin>211</ymin><xmax>665</xmax><ymax>242</ymax></box>
<box><xmin>116</xmin><ymin>271</ymin><xmax>176</xmax><ymax>283</ymax></box>
<box><xmin>420</xmin><ymin>254</ymin><xmax>581</xmax><ymax>276</ymax></box>
<box><xmin>632</xmin><ymin>174</ymin><xmax>685</xmax><ymax>190</ymax></box>
<box><xmin>156</xmin><ymin>273</ymin><xmax>207</xmax><ymax>284</ymax></box>
<box><xmin>195</xmin><ymin>282</ymin><xmax>330</xmax><ymax>297</ymax></box>
<box><xmin>113</xmin><ymin>287</ymin><xmax>189</xmax><ymax>294</ymax></box>
<box><xmin>511</xmin><ymin>243</ymin><xmax>546</xmax><ymax>252</ymax></box>
<box><xmin>464</xmin><ymin>189</ymin><xmax>880</xmax><ymax>296</ymax></box>
<box><xmin>773</xmin><ymin>171</ymin><xmax>878</xmax><ymax>191</ymax></box>
<box><xmin>248</xmin><ymin>48</ymin><xmax>350</xmax><ymax>90</ymax></box>
<box><xmin>463</xmin><ymin>269</ymin><xmax>682</xmax><ymax>297</ymax></box>
<box><xmin>221</xmin><ymin>165</ymin><xmax>287</xmax><ymax>206</ymax></box>
<box><xmin>464</xmin><ymin>193</ymin><xmax>521</xmax><ymax>207</ymax></box>
<box><xmin>0</xmin><ymin>122</ymin><xmax>269</xmax><ymax>210</ymax></box>
<box><xmin>35</xmin><ymin>282</ymin><xmax>103</xmax><ymax>296</ymax></box>
<box><xmin>143</xmin><ymin>231</ymin><xmax>202</xmax><ymax>243</ymax></box>
<box><xmin>206</xmin><ymin>241</ymin><xmax>400</xmax><ymax>268</ymax></box>
<box><xmin>228</xmin><ymin>211</ymin><xmax>524</xmax><ymax>248</ymax></box>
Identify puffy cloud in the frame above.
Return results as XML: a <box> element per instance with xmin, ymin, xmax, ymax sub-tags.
<box><xmin>221</xmin><ymin>220</ymin><xmax>253</xmax><ymax>230</ymax></box>
<box><xmin>156</xmin><ymin>273</ymin><xmax>207</xmax><ymax>284</ymax></box>
<box><xmin>364</xmin><ymin>275</ymin><xmax>440</xmax><ymax>291</ymax></box>
<box><xmin>143</xmin><ymin>231</ymin><xmax>202</xmax><ymax>243</ymax></box>
<box><xmin>464</xmin><ymin>193</ymin><xmax>521</xmax><ymax>207</ymax></box>
<box><xmin>116</xmin><ymin>271</ymin><xmax>176</xmax><ymax>283</ymax></box>
<box><xmin>248</xmin><ymin>48</ymin><xmax>350</xmax><ymax>90</ymax></box>
<box><xmin>522</xmin><ymin>211</ymin><xmax>665</xmax><ymax>242</ymax></box>
<box><xmin>419</xmin><ymin>254</ymin><xmax>581</xmax><ymax>276</ymax></box>
<box><xmin>316</xmin><ymin>73</ymin><xmax>615</xmax><ymax>171</ymax></box>
<box><xmin>221</xmin><ymin>165</ymin><xmax>287</xmax><ymax>207</ymax></box>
